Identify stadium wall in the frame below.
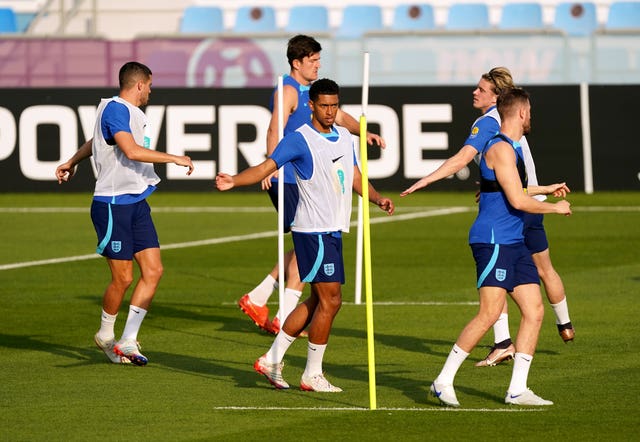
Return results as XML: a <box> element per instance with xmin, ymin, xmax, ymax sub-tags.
<box><xmin>0</xmin><ymin>85</ymin><xmax>637</xmax><ymax>192</ymax></box>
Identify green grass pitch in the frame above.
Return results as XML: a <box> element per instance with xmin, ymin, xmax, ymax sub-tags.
<box><xmin>1</xmin><ymin>191</ymin><xmax>638</xmax><ymax>441</ymax></box>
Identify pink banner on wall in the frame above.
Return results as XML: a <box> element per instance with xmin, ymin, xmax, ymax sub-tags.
<box><xmin>0</xmin><ymin>38</ymin><xmax>276</xmax><ymax>88</ymax></box>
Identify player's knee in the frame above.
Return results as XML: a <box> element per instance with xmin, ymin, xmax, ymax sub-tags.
<box><xmin>144</xmin><ymin>263</ymin><xmax>164</xmax><ymax>283</ymax></box>
<box><xmin>524</xmin><ymin>302</ymin><xmax>544</xmax><ymax>324</ymax></box>
<box><xmin>112</xmin><ymin>274</ymin><xmax>134</xmax><ymax>291</ymax></box>
<box><xmin>322</xmin><ymin>294</ymin><xmax>342</xmax><ymax>313</ymax></box>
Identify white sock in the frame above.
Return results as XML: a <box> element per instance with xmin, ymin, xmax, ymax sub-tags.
<box><xmin>265</xmin><ymin>330</ymin><xmax>296</xmax><ymax>364</ymax></box>
<box><xmin>275</xmin><ymin>288</ymin><xmax>303</xmax><ymax>323</ymax></box>
<box><xmin>247</xmin><ymin>274</ymin><xmax>277</xmax><ymax>306</ymax></box>
<box><xmin>302</xmin><ymin>342</ymin><xmax>327</xmax><ymax>378</ymax></box>
<box><xmin>550</xmin><ymin>297</ymin><xmax>571</xmax><ymax>325</ymax></box>
<box><xmin>507</xmin><ymin>352</ymin><xmax>533</xmax><ymax>394</ymax></box>
<box><xmin>437</xmin><ymin>344</ymin><xmax>469</xmax><ymax>385</ymax></box>
<box><xmin>97</xmin><ymin>309</ymin><xmax>117</xmax><ymax>341</ymax></box>
<box><xmin>493</xmin><ymin>313</ymin><xmax>511</xmax><ymax>344</ymax></box>
<box><xmin>120</xmin><ymin>305</ymin><xmax>147</xmax><ymax>342</ymax></box>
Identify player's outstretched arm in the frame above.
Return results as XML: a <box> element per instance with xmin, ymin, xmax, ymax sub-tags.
<box><xmin>216</xmin><ymin>159</ymin><xmax>278</xmax><ymax>192</ymax></box>
<box><xmin>55</xmin><ymin>138</ymin><xmax>93</xmax><ymax>184</ymax></box>
<box><xmin>400</xmin><ymin>145</ymin><xmax>478</xmax><ymax>196</ymax></box>
<box><xmin>528</xmin><ymin>182</ymin><xmax>571</xmax><ymax>198</ymax></box>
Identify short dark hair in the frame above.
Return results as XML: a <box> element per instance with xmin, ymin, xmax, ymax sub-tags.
<box><xmin>497</xmin><ymin>87</ymin><xmax>530</xmax><ymax>120</ymax></box>
<box><xmin>286</xmin><ymin>35</ymin><xmax>322</xmax><ymax>68</ymax></box>
<box><xmin>309</xmin><ymin>78</ymin><xmax>339</xmax><ymax>102</ymax></box>
<box><xmin>119</xmin><ymin>61</ymin><xmax>152</xmax><ymax>90</ymax></box>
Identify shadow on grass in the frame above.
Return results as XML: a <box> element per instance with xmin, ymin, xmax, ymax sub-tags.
<box><xmin>0</xmin><ymin>332</ymin><xmax>115</xmax><ymax>367</ymax></box>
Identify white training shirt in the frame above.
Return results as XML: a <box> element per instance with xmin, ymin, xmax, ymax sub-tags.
<box><xmin>291</xmin><ymin>124</ymin><xmax>355</xmax><ymax>234</ymax></box>
<box><xmin>92</xmin><ymin>97</ymin><xmax>160</xmax><ymax>198</ymax></box>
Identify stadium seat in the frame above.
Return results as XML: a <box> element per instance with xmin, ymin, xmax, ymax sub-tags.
<box><xmin>446</xmin><ymin>3</ymin><xmax>491</xmax><ymax>30</ymax></box>
<box><xmin>499</xmin><ymin>3</ymin><xmax>544</xmax><ymax>30</ymax></box>
<box><xmin>0</xmin><ymin>7</ymin><xmax>18</xmax><ymax>33</ymax></box>
<box><xmin>337</xmin><ymin>5</ymin><xmax>383</xmax><ymax>38</ymax></box>
<box><xmin>179</xmin><ymin>6</ymin><xmax>224</xmax><ymax>33</ymax></box>
<box><xmin>606</xmin><ymin>1</ymin><xmax>640</xmax><ymax>29</ymax></box>
<box><xmin>553</xmin><ymin>2</ymin><xmax>598</xmax><ymax>36</ymax></box>
<box><xmin>234</xmin><ymin>6</ymin><xmax>277</xmax><ymax>33</ymax></box>
<box><xmin>286</xmin><ymin>5</ymin><xmax>329</xmax><ymax>33</ymax></box>
<box><xmin>392</xmin><ymin>4</ymin><xmax>435</xmax><ymax>31</ymax></box>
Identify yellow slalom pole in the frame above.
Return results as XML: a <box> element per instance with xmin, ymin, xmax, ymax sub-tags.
<box><xmin>359</xmin><ymin>52</ymin><xmax>377</xmax><ymax>410</ymax></box>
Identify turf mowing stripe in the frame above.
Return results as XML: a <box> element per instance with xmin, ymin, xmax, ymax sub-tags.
<box><xmin>221</xmin><ymin>301</ymin><xmax>479</xmax><ymax>306</ymax></box>
<box><xmin>2</xmin><ymin>204</ymin><xmax>636</xmax><ymax>271</ymax></box>
<box><xmin>211</xmin><ymin>406</ymin><xmax>544</xmax><ymax>412</ymax></box>
<box><xmin>0</xmin><ymin>207</ymin><xmax>471</xmax><ymax>271</ymax></box>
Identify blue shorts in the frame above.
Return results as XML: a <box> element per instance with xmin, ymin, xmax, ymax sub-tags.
<box><xmin>471</xmin><ymin>242</ymin><xmax>539</xmax><ymax>292</ymax></box>
<box><xmin>267</xmin><ymin>183</ymin><xmax>299</xmax><ymax>234</ymax></box>
<box><xmin>292</xmin><ymin>231</ymin><xmax>345</xmax><ymax>284</ymax></box>
<box><xmin>91</xmin><ymin>199</ymin><xmax>159</xmax><ymax>259</ymax></box>
<box><xmin>523</xmin><ymin>213</ymin><xmax>549</xmax><ymax>254</ymax></box>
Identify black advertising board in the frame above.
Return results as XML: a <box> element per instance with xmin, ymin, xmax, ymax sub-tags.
<box><xmin>0</xmin><ymin>85</ymin><xmax>632</xmax><ymax>192</ymax></box>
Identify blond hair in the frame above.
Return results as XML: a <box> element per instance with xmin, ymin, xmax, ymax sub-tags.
<box><xmin>481</xmin><ymin>67</ymin><xmax>515</xmax><ymax>95</ymax></box>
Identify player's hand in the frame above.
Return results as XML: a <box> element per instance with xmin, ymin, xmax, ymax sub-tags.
<box><xmin>550</xmin><ymin>182</ymin><xmax>570</xmax><ymax>198</ymax></box>
<box><xmin>555</xmin><ymin>199</ymin><xmax>572</xmax><ymax>216</ymax></box>
<box><xmin>175</xmin><ymin>156</ymin><xmax>194</xmax><ymax>175</ymax></box>
<box><xmin>261</xmin><ymin>171</ymin><xmax>277</xmax><ymax>190</ymax></box>
<box><xmin>377</xmin><ymin>197</ymin><xmax>395</xmax><ymax>215</ymax></box>
<box><xmin>400</xmin><ymin>178</ymin><xmax>428</xmax><ymax>197</ymax></box>
<box><xmin>55</xmin><ymin>163</ymin><xmax>76</xmax><ymax>184</ymax></box>
<box><xmin>215</xmin><ymin>173</ymin><xmax>234</xmax><ymax>191</ymax></box>
<box><xmin>367</xmin><ymin>132</ymin><xmax>386</xmax><ymax>149</ymax></box>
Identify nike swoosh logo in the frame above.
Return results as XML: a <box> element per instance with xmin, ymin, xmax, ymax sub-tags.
<box><xmin>433</xmin><ymin>387</ymin><xmax>442</xmax><ymax>398</ymax></box>
<box><xmin>331</xmin><ymin>155</ymin><xmax>343</xmax><ymax>163</ymax></box>
<box><xmin>509</xmin><ymin>394</ymin><xmax>522</xmax><ymax>399</ymax></box>
<box><xmin>132</xmin><ymin>309</ymin><xmax>140</xmax><ymax>314</ymax></box>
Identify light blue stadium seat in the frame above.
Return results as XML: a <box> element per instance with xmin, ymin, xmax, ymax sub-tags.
<box><xmin>337</xmin><ymin>5</ymin><xmax>383</xmax><ymax>38</ymax></box>
<box><xmin>554</xmin><ymin>2</ymin><xmax>598</xmax><ymax>36</ymax></box>
<box><xmin>0</xmin><ymin>7</ymin><xmax>18</xmax><ymax>33</ymax></box>
<box><xmin>234</xmin><ymin>6</ymin><xmax>277</xmax><ymax>33</ymax></box>
<box><xmin>606</xmin><ymin>1</ymin><xmax>640</xmax><ymax>29</ymax></box>
<box><xmin>392</xmin><ymin>4</ymin><xmax>435</xmax><ymax>30</ymax></box>
<box><xmin>286</xmin><ymin>5</ymin><xmax>329</xmax><ymax>33</ymax></box>
<box><xmin>180</xmin><ymin>6</ymin><xmax>224</xmax><ymax>33</ymax></box>
<box><xmin>499</xmin><ymin>3</ymin><xmax>544</xmax><ymax>29</ymax></box>
<box><xmin>446</xmin><ymin>3</ymin><xmax>490</xmax><ymax>30</ymax></box>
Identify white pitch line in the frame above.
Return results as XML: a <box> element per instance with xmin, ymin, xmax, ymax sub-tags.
<box><xmin>211</xmin><ymin>406</ymin><xmax>543</xmax><ymax>413</ymax></box>
<box><xmin>0</xmin><ymin>207</ymin><xmax>471</xmax><ymax>271</ymax></box>
<box><xmin>2</xmin><ymin>204</ymin><xmax>637</xmax><ymax>271</ymax></box>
